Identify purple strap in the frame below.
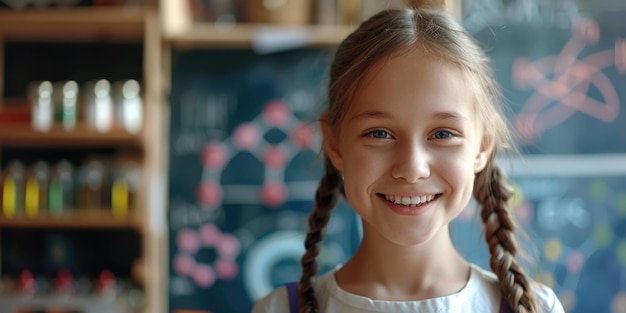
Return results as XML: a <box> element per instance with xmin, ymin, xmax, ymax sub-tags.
<box><xmin>285</xmin><ymin>282</ymin><xmax>298</xmax><ymax>313</ymax></box>
<box><xmin>500</xmin><ymin>298</ymin><xmax>512</xmax><ymax>313</ymax></box>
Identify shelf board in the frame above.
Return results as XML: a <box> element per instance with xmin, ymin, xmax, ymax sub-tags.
<box><xmin>0</xmin><ymin>7</ymin><xmax>152</xmax><ymax>42</ymax></box>
<box><xmin>167</xmin><ymin>23</ymin><xmax>354</xmax><ymax>50</ymax></box>
<box><xmin>0</xmin><ymin>124</ymin><xmax>143</xmax><ymax>148</ymax></box>
<box><xmin>0</xmin><ymin>294</ymin><xmax>134</xmax><ymax>308</ymax></box>
<box><xmin>0</xmin><ymin>209</ymin><xmax>142</xmax><ymax>230</ymax></box>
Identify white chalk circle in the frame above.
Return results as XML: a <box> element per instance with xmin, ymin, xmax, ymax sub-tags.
<box><xmin>243</xmin><ymin>231</ymin><xmax>304</xmax><ymax>301</ymax></box>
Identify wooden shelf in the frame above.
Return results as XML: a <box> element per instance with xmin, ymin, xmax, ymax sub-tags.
<box><xmin>166</xmin><ymin>23</ymin><xmax>354</xmax><ymax>50</ymax></box>
<box><xmin>0</xmin><ymin>124</ymin><xmax>143</xmax><ymax>148</ymax></box>
<box><xmin>0</xmin><ymin>294</ymin><xmax>132</xmax><ymax>310</ymax></box>
<box><xmin>0</xmin><ymin>7</ymin><xmax>153</xmax><ymax>42</ymax></box>
<box><xmin>0</xmin><ymin>6</ymin><xmax>165</xmax><ymax>313</ymax></box>
<box><xmin>0</xmin><ymin>209</ymin><xmax>142</xmax><ymax>230</ymax></box>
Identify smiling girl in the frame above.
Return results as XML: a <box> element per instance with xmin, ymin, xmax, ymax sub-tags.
<box><xmin>253</xmin><ymin>3</ymin><xmax>564</xmax><ymax>313</ymax></box>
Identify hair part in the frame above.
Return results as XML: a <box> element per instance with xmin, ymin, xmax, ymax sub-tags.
<box><xmin>299</xmin><ymin>7</ymin><xmax>538</xmax><ymax>313</ymax></box>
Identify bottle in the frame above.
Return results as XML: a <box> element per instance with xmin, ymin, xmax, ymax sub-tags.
<box><xmin>77</xmin><ymin>159</ymin><xmax>106</xmax><ymax>209</ymax></box>
<box><xmin>29</xmin><ymin>81</ymin><xmax>54</xmax><ymax>132</ymax></box>
<box><xmin>19</xmin><ymin>270</ymin><xmax>37</xmax><ymax>296</ymax></box>
<box><xmin>96</xmin><ymin>269</ymin><xmax>116</xmax><ymax>300</ymax></box>
<box><xmin>111</xmin><ymin>160</ymin><xmax>141</xmax><ymax>220</ymax></box>
<box><xmin>54</xmin><ymin>80</ymin><xmax>79</xmax><ymax>131</ymax></box>
<box><xmin>114</xmin><ymin>79</ymin><xmax>143</xmax><ymax>134</ymax></box>
<box><xmin>54</xmin><ymin>268</ymin><xmax>73</xmax><ymax>296</ymax></box>
<box><xmin>85</xmin><ymin>79</ymin><xmax>114</xmax><ymax>133</ymax></box>
<box><xmin>2</xmin><ymin>161</ymin><xmax>25</xmax><ymax>218</ymax></box>
<box><xmin>48</xmin><ymin>160</ymin><xmax>75</xmax><ymax>216</ymax></box>
<box><xmin>24</xmin><ymin>161</ymin><xmax>49</xmax><ymax>218</ymax></box>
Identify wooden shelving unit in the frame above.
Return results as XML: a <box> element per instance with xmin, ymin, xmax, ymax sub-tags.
<box><xmin>166</xmin><ymin>23</ymin><xmax>354</xmax><ymax>49</ymax></box>
<box><xmin>0</xmin><ymin>6</ymin><xmax>167</xmax><ymax>313</ymax></box>
<box><xmin>0</xmin><ymin>7</ymin><xmax>148</xmax><ymax>41</ymax></box>
<box><xmin>0</xmin><ymin>124</ymin><xmax>143</xmax><ymax>148</ymax></box>
<box><xmin>160</xmin><ymin>0</ymin><xmax>353</xmax><ymax>50</ymax></box>
<box><xmin>0</xmin><ymin>209</ymin><xmax>142</xmax><ymax>230</ymax></box>
<box><xmin>0</xmin><ymin>2</ymin><xmax>355</xmax><ymax>313</ymax></box>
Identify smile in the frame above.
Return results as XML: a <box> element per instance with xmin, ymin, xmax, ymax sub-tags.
<box><xmin>381</xmin><ymin>194</ymin><xmax>438</xmax><ymax>207</ymax></box>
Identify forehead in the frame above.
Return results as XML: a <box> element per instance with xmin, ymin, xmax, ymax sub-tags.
<box><xmin>347</xmin><ymin>48</ymin><xmax>475</xmax><ymax>121</ymax></box>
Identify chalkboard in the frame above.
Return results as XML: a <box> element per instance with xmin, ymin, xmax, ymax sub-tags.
<box><xmin>167</xmin><ymin>49</ymin><xmax>360</xmax><ymax>313</ymax></box>
<box><xmin>167</xmin><ymin>7</ymin><xmax>626</xmax><ymax>312</ymax></box>
<box><xmin>452</xmin><ymin>174</ymin><xmax>626</xmax><ymax>313</ymax></box>
<box><xmin>459</xmin><ymin>2</ymin><xmax>626</xmax><ymax>312</ymax></box>
<box><xmin>468</xmin><ymin>7</ymin><xmax>626</xmax><ymax>155</ymax></box>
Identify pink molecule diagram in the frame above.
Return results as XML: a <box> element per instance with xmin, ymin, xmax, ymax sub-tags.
<box><xmin>175</xmin><ymin>99</ymin><xmax>320</xmax><ymax>289</ymax></box>
<box><xmin>512</xmin><ymin>18</ymin><xmax>626</xmax><ymax>144</ymax></box>
<box><xmin>173</xmin><ymin>224</ymin><xmax>241</xmax><ymax>288</ymax></box>
<box><xmin>197</xmin><ymin>99</ymin><xmax>319</xmax><ymax>209</ymax></box>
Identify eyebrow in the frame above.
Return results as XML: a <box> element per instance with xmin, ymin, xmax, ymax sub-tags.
<box><xmin>432</xmin><ymin>111</ymin><xmax>467</xmax><ymax>121</ymax></box>
<box><xmin>349</xmin><ymin>110</ymin><xmax>393</xmax><ymax>121</ymax></box>
<box><xmin>349</xmin><ymin>110</ymin><xmax>467</xmax><ymax>121</ymax></box>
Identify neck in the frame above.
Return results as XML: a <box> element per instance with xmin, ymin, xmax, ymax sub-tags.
<box><xmin>336</xmin><ymin>223</ymin><xmax>470</xmax><ymax>301</ymax></box>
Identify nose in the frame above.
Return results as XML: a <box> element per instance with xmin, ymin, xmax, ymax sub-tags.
<box><xmin>390</xmin><ymin>141</ymin><xmax>430</xmax><ymax>183</ymax></box>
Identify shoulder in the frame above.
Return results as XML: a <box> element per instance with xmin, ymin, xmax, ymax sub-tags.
<box><xmin>465</xmin><ymin>264</ymin><xmax>501</xmax><ymax>310</ymax></box>
<box><xmin>532</xmin><ymin>282</ymin><xmax>565</xmax><ymax>313</ymax></box>
<box><xmin>469</xmin><ymin>264</ymin><xmax>565</xmax><ymax>313</ymax></box>
<box><xmin>251</xmin><ymin>270</ymin><xmax>338</xmax><ymax>313</ymax></box>
<box><xmin>468</xmin><ymin>264</ymin><xmax>501</xmax><ymax>295</ymax></box>
<box><xmin>251</xmin><ymin>285</ymin><xmax>289</xmax><ymax>313</ymax></box>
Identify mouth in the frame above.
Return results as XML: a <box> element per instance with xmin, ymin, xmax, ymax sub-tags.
<box><xmin>378</xmin><ymin>193</ymin><xmax>440</xmax><ymax>207</ymax></box>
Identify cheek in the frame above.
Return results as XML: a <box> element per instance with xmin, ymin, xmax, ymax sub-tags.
<box><xmin>455</xmin><ymin>165</ymin><xmax>477</xmax><ymax>203</ymax></box>
<box><xmin>341</xmin><ymin>149</ymin><xmax>388</xmax><ymax>198</ymax></box>
<box><xmin>343</xmin><ymin>150</ymin><xmax>380</xmax><ymax>181</ymax></box>
<box><xmin>435</xmin><ymin>152</ymin><xmax>478</xmax><ymax>189</ymax></box>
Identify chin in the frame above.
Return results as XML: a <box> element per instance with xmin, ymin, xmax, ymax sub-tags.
<box><xmin>384</xmin><ymin>229</ymin><xmax>440</xmax><ymax>247</ymax></box>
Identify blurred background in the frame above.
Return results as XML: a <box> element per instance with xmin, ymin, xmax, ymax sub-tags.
<box><xmin>0</xmin><ymin>0</ymin><xmax>624</xmax><ymax>312</ymax></box>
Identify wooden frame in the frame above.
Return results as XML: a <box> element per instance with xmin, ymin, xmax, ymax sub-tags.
<box><xmin>0</xmin><ymin>7</ymin><xmax>166</xmax><ymax>313</ymax></box>
<box><xmin>160</xmin><ymin>0</ymin><xmax>354</xmax><ymax>50</ymax></box>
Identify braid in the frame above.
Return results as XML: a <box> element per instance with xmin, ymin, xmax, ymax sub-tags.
<box><xmin>474</xmin><ymin>162</ymin><xmax>539</xmax><ymax>313</ymax></box>
<box><xmin>298</xmin><ymin>157</ymin><xmax>343</xmax><ymax>313</ymax></box>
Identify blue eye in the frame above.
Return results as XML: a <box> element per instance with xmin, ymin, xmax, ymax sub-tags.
<box><xmin>432</xmin><ymin>130</ymin><xmax>453</xmax><ymax>139</ymax></box>
<box><xmin>370</xmin><ymin>130</ymin><xmax>390</xmax><ymax>139</ymax></box>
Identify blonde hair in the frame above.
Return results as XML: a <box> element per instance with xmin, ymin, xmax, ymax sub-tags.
<box><xmin>298</xmin><ymin>7</ymin><xmax>538</xmax><ymax>313</ymax></box>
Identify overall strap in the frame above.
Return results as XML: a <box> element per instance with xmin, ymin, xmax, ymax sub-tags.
<box><xmin>285</xmin><ymin>282</ymin><xmax>299</xmax><ymax>313</ymax></box>
<box><xmin>500</xmin><ymin>297</ymin><xmax>512</xmax><ymax>313</ymax></box>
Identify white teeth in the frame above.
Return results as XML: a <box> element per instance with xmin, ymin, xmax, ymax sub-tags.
<box><xmin>384</xmin><ymin>194</ymin><xmax>436</xmax><ymax>206</ymax></box>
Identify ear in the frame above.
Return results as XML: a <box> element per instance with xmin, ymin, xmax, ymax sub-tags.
<box><xmin>320</xmin><ymin>113</ymin><xmax>344</xmax><ymax>171</ymax></box>
<box><xmin>474</xmin><ymin>135</ymin><xmax>493</xmax><ymax>173</ymax></box>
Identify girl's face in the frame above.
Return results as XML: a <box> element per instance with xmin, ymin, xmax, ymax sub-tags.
<box><xmin>323</xmin><ymin>49</ymin><xmax>492</xmax><ymax>247</ymax></box>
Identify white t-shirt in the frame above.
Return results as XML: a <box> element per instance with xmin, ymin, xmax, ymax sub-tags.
<box><xmin>252</xmin><ymin>264</ymin><xmax>564</xmax><ymax>313</ymax></box>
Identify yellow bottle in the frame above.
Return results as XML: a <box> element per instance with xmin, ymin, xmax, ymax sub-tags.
<box><xmin>2</xmin><ymin>161</ymin><xmax>25</xmax><ymax>218</ymax></box>
<box><xmin>112</xmin><ymin>178</ymin><xmax>129</xmax><ymax>220</ymax></box>
<box><xmin>25</xmin><ymin>162</ymin><xmax>49</xmax><ymax>219</ymax></box>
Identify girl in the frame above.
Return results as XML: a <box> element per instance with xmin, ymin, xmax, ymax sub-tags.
<box><xmin>253</xmin><ymin>4</ymin><xmax>565</xmax><ymax>313</ymax></box>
